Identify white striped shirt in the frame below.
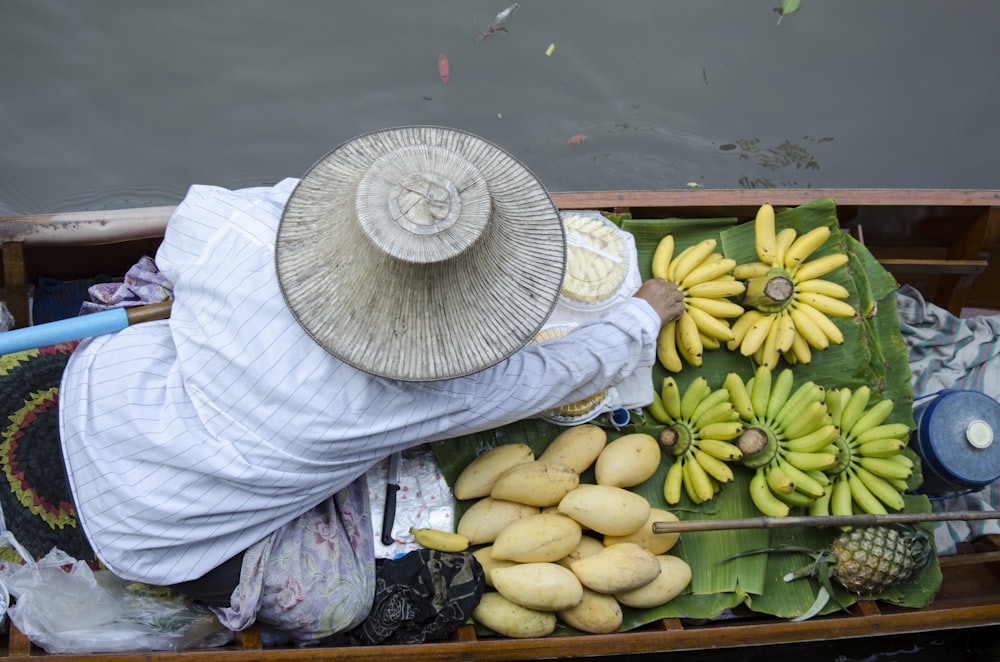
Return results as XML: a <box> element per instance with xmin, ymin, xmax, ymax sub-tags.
<box><xmin>58</xmin><ymin>179</ymin><xmax>661</xmax><ymax>584</ymax></box>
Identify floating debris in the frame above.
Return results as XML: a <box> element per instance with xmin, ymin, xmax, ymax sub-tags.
<box><xmin>438</xmin><ymin>53</ymin><xmax>449</xmax><ymax>84</ymax></box>
<box><xmin>775</xmin><ymin>0</ymin><xmax>800</xmax><ymax>25</ymax></box>
<box><xmin>475</xmin><ymin>3</ymin><xmax>519</xmax><ymax>42</ymax></box>
<box><xmin>567</xmin><ymin>133</ymin><xmax>587</xmax><ymax>145</ymax></box>
<box><xmin>545</xmin><ymin>43</ymin><xmax>555</xmax><ymax>57</ymax></box>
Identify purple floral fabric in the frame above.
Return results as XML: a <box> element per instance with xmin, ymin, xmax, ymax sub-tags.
<box><xmin>81</xmin><ymin>256</ymin><xmax>174</xmax><ymax>313</ymax></box>
<box><xmin>212</xmin><ymin>475</ymin><xmax>376</xmax><ymax>643</ymax></box>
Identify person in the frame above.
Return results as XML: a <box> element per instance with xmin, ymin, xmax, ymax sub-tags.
<box><xmin>23</xmin><ymin>126</ymin><xmax>684</xmax><ymax>642</ymax></box>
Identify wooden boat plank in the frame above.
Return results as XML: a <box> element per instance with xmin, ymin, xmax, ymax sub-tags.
<box><xmin>1</xmin><ymin>242</ymin><xmax>28</xmax><ymax>331</ymax></box>
<box><xmin>0</xmin><ymin>206</ymin><xmax>175</xmax><ymax>245</ymax></box>
<box><xmin>878</xmin><ymin>258</ymin><xmax>988</xmax><ymax>274</ymax></box>
<box><xmin>5</xmin><ymin>602</ymin><xmax>996</xmax><ymax>662</ymax></box>
<box><xmin>551</xmin><ymin>188</ymin><xmax>1000</xmax><ymax>209</ymax></box>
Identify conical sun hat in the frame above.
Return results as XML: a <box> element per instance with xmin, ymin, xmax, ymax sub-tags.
<box><xmin>275</xmin><ymin>126</ymin><xmax>566</xmax><ymax>382</ymax></box>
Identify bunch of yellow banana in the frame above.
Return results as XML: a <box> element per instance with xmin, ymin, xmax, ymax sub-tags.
<box><xmin>651</xmin><ymin>235</ymin><xmax>746</xmax><ymax>371</ymax></box>
<box><xmin>808</xmin><ymin>385</ymin><xmax>914</xmax><ymax>517</ymax></box>
<box><xmin>727</xmin><ymin>204</ymin><xmax>856</xmax><ymax>367</ymax></box>
<box><xmin>728</xmin><ymin>365</ymin><xmax>840</xmax><ymax>517</ymax></box>
<box><xmin>647</xmin><ymin>375</ymin><xmax>745</xmax><ymax>505</ymax></box>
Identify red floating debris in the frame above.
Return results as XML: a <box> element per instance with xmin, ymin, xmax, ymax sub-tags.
<box><xmin>567</xmin><ymin>133</ymin><xmax>587</xmax><ymax>144</ymax></box>
<box><xmin>438</xmin><ymin>53</ymin><xmax>450</xmax><ymax>84</ymax></box>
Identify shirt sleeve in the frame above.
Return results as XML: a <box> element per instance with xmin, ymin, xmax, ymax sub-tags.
<box><xmin>420</xmin><ymin>297</ymin><xmax>662</xmax><ymax>434</ymax></box>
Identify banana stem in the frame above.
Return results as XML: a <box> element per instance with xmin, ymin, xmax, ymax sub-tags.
<box><xmin>741</xmin><ymin>274</ymin><xmax>793</xmax><ymax>310</ymax></box>
<box><xmin>659</xmin><ymin>424</ymin><xmax>693</xmax><ymax>456</ymax></box>
<box><xmin>738</xmin><ymin>427</ymin><xmax>776</xmax><ymax>468</ymax></box>
<box><xmin>651</xmin><ymin>510</ymin><xmax>1000</xmax><ymax>534</ymax></box>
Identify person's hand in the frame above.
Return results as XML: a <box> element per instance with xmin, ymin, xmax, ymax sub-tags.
<box><xmin>634</xmin><ymin>278</ymin><xmax>685</xmax><ymax>325</ymax></box>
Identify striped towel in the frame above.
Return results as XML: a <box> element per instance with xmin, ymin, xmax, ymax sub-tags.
<box><xmin>895</xmin><ymin>285</ymin><xmax>1000</xmax><ymax>554</ymax></box>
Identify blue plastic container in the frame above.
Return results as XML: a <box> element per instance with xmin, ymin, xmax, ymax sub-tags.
<box><xmin>912</xmin><ymin>389</ymin><xmax>1000</xmax><ymax>494</ymax></box>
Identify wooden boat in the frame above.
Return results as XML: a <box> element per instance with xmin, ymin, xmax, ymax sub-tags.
<box><xmin>0</xmin><ymin>189</ymin><xmax>998</xmax><ymax>660</ymax></box>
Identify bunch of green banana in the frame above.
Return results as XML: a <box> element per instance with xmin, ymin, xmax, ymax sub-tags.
<box><xmin>727</xmin><ymin>204</ymin><xmax>856</xmax><ymax>368</ymax></box>
<box><xmin>651</xmin><ymin>235</ymin><xmax>746</xmax><ymax>371</ymax></box>
<box><xmin>728</xmin><ymin>365</ymin><xmax>840</xmax><ymax>517</ymax></box>
<box><xmin>808</xmin><ymin>385</ymin><xmax>914</xmax><ymax>517</ymax></box>
<box><xmin>648</xmin><ymin>375</ymin><xmax>745</xmax><ymax>505</ymax></box>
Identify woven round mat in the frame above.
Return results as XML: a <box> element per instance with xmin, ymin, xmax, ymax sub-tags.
<box><xmin>0</xmin><ymin>342</ymin><xmax>97</xmax><ymax>564</ymax></box>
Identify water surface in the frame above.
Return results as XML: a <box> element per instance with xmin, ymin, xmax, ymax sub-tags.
<box><xmin>2</xmin><ymin>0</ymin><xmax>998</xmax><ymax>215</ymax></box>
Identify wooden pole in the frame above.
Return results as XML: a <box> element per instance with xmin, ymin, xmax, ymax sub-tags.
<box><xmin>124</xmin><ymin>300</ymin><xmax>173</xmax><ymax>325</ymax></box>
<box><xmin>652</xmin><ymin>510</ymin><xmax>1000</xmax><ymax>534</ymax></box>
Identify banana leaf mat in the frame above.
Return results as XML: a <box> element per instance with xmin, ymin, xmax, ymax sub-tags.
<box><xmin>432</xmin><ymin>198</ymin><xmax>941</xmax><ymax>630</ymax></box>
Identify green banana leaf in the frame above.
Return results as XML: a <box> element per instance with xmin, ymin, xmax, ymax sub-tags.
<box><xmin>432</xmin><ymin>198</ymin><xmax>940</xmax><ymax>631</ymax></box>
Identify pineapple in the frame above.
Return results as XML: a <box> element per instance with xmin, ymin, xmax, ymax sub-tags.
<box><xmin>780</xmin><ymin>524</ymin><xmax>935</xmax><ymax>621</ymax></box>
<box><xmin>721</xmin><ymin>523</ymin><xmax>936</xmax><ymax>621</ymax></box>
<box><xmin>827</xmin><ymin>525</ymin><xmax>935</xmax><ymax>594</ymax></box>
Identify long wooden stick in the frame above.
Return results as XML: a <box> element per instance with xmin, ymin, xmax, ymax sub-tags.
<box><xmin>652</xmin><ymin>510</ymin><xmax>1000</xmax><ymax>534</ymax></box>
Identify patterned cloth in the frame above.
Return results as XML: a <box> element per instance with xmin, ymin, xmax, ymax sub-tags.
<box><xmin>337</xmin><ymin>549</ymin><xmax>484</xmax><ymax>646</ymax></box>
<box><xmin>212</xmin><ymin>476</ymin><xmax>376</xmax><ymax>643</ymax></box>
<box><xmin>897</xmin><ymin>285</ymin><xmax>1000</xmax><ymax>400</ymax></box>
<box><xmin>81</xmin><ymin>255</ymin><xmax>174</xmax><ymax>313</ymax></box>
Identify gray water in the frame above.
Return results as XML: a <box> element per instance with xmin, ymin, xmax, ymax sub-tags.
<box><xmin>2</xmin><ymin>0</ymin><xmax>999</xmax><ymax>216</ymax></box>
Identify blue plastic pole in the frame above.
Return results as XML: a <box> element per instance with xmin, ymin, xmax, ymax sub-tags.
<box><xmin>0</xmin><ymin>308</ymin><xmax>129</xmax><ymax>356</ymax></box>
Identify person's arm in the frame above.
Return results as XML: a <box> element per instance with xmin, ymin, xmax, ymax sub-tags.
<box><xmin>428</xmin><ymin>279</ymin><xmax>685</xmax><ymax>434</ymax></box>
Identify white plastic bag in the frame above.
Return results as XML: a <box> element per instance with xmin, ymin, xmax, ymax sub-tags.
<box><xmin>0</xmin><ymin>532</ymin><xmax>232</xmax><ymax>654</ymax></box>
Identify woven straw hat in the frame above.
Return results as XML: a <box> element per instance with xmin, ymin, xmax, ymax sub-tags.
<box><xmin>276</xmin><ymin>126</ymin><xmax>566</xmax><ymax>382</ymax></box>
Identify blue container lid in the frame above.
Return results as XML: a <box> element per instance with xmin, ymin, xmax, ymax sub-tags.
<box><xmin>915</xmin><ymin>390</ymin><xmax>1000</xmax><ymax>490</ymax></box>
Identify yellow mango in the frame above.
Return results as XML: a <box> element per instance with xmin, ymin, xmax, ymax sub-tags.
<box><xmin>569</xmin><ymin>542</ymin><xmax>661</xmax><ymax>594</ymax></box>
<box><xmin>457</xmin><ymin>497</ymin><xmax>540</xmax><ymax>545</ymax></box>
<box><xmin>473</xmin><ymin>592</ymin><xmax>557</xmax><ymax>638</ymax></box>
<box><xmin>557</xmin><ymin>587</ymin><xmax>623</xmax><ymax>634</ymax></box>
<box><xmin>491</xmin><ymin>512</ymin><xmax>582</xmax><ymax>563</ymax></box>
<box><xmin>491</xmin><ymin>562</ymin><xmax>584</xmax><ymax>611</ymax></box>
<box><xmin>537</xmin><ymin>424</ymin><xmax>607</xmax><ymax>473</ymax></box>
<box><xmin>471</xmin><ymin>546</ymin><xmax>518</xmax><ymax>588</ymax></box>
<box><xmin>554</xmin><ymin>535</ymin><xmax>606</xmax><ymax>569</ymax></box>
<box><xmin>614</xmin><ymin>554</ymin><xmax>692</xmax><ymax>608</ymax></box>
<box><xmin>557</xmin><ymin>484</ymin><xmax>650</xmax><ymax>536</ymax></box>
<box><xmin>594</xmin><ymin>433</ymin><xmax>661</xmax><ymax>488</ymax></box>
<box><xmin>490</xmin><ymin>461</ymin><xmax>580</xmax><ymax>507</ymax></box>
<box><xmin>454</xmin><ymin>443</ymin><xmax>534</xmax><ymax>500</ymax></box>
<box><xmin>602</xmin><ymin>508</ymin><xmax>680</xmax><ymax>555</ymax></box>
